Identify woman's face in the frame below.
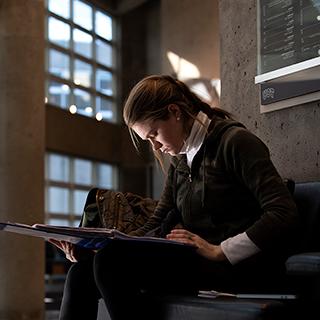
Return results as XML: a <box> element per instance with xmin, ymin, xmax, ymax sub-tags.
<box><xmin>132</xmin><ymin>106</ymin><xmax>187</xmax><ymax>156</ymax></box>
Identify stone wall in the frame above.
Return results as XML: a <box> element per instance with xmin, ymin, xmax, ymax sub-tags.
<box><xmin>219</xmin><ymin>0</ymin><xmax>320</xmax><ymax>182</ymax></box>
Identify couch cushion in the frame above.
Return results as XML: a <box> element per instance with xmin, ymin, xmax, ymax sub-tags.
<box><xmin>293</xmin><ymin>182</ymin><xmax>320</xmax><ymax>252</ymax></box>
<box><xmin>157</xmin><ymin>295</ymin><xmax>288</xmax><ymax>320</ymax></box>
<box><xmin>286</xmin><ymin>253</ymin><xmax>320</xmax><ymax>275</ymax></box>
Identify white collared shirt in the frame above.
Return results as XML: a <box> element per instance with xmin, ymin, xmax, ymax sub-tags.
<box><xmin>179</xmin><ymin>111</ymin><xmax>210</xmax><ymax>167</ymax></box>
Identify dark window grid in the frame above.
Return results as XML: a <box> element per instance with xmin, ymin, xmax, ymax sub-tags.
<box><xmin>46</xmin><ymin>180</ymin><xmax>94</xmax><ymax>190</ymax></box>
<box><xmin>45</xmin><ymin>1</ymin><xmax>117</xmax><ymax>71</ymax></box>
<box><xmin>70</xmin><ymin>0</ymin><xmax>114</xmax><ymax>44</ymax></box>
<box><xmin>46</xmin><ymin>62</ymin><xmax>115</xmax><ymax>101</ymax></box>
<box><xmin>46</xmin><ymin>41</ymin><xmax>116</xmax><ymax>115</ymax></box>
<box><xmin>45</xmin><ymin>151</ymin><xmax>119</xmax><ymax>225</ymax></box>
<box><xmin>45</xmin><ymin>182</ymin><xmax>91</xmax><ymax>220</ymax></box>
<box><xmin>46</xmin><ymin>73</ymin><xmax>115</xmax><ymax>116</ymax></box>
<box><xmin>46</xmin><ymin>41</ymin><xmax>116</xmax><ymax>92</ymax></box>
<box><xmin>45</xmin><ymin>20</ymin><xmax>116</xmax><ymax>78</ymax></box>
<box><xmin>45</xmin><ymin>154</ymin><xmax>118</xmax><ymax>190</ymax></box>
<box><xmin>47</xmin><ymin>72</ymin><xmax>115</xmax><ymax>101</ymax></box>
<box><xmin>46</xmin><ymin>37</ymin><xmax>116</xmax><ymax>74</ymax></box>
<box><xmin>45</xmin><ymin>3</ymin><xmax>117</xmax><ymax>122</ymax></box>
<box><xmin>46</xmin><ymin>155</ymin><xmax>93</xmax><ymax>187</ymax></box>
<box><xmin>46</xmin><ymin>9</ymin><xmax>115</xmax><ymax>47</ymax></box>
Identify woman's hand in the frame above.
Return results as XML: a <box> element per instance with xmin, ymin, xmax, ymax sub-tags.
<box><xmin>49</xmin><ymin>239</ymin><xmax>94</xmax><ymax>263</ymax></box>
<box><xmin>166</xmin><ymin>229</ymin><xmax>227</xmax><ymax>261</ymax></box>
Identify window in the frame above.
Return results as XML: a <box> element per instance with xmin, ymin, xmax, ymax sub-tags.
<box><xmin>45</xmin><ymin>152</ymin><xmax>118</xmax><ymax>226</ymax></box>
<box><xmin>45</xmin><ymin>0</ymin><xmax>117</xmax><ymax>123</ymax></box>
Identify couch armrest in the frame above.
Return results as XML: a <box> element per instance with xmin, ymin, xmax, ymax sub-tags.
<box><xmin>286</xmin><ymin>252</ymin><xmax>320</xmax><ymax>276</ymax></box>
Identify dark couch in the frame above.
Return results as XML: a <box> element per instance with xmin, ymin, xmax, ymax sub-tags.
<box><xmin>151</xmin><ymin>181</ymin><xmax>320</xmax><ymax>320</ymax></box>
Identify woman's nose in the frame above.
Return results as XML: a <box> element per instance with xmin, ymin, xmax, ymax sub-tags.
<box><xmin>150</xmin><ymin>140</ymin><xmax>162</xmax><ymax>151</ymax></box>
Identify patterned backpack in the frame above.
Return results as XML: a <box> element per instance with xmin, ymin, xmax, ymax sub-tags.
<box><xmin>80</xmin><ymin>188</ymin><xmax>158</xmax><ymax>234</ymax></box>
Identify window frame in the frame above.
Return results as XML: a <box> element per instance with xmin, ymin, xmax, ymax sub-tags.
<box><xmin>45</xmin><ymin>0</ymin><xmax>118</xmax><ymax>123</ymax></box>
<box><xmin>45</xmin><ymin>152</ymin><xmax>119</xmax><ymax>226</ymax></box>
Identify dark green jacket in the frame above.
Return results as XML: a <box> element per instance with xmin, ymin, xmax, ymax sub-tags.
<box><xmin>132</xmin><ymin>117</ymin><xmax>299</xmax><ymax>253</ymax></box>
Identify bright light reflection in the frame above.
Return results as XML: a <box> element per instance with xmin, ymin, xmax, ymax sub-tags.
<box><xmin>167</xmin><ymin>51</ymin><xmax>200</xmax><ymax>80</ymax></box>
<box><xmin>192</xmin><ymin>83</ymin><xmax>210</xmax><ymax>100</ymax></box>
<box><xmin>85</xmin><ymin>106</ymin><xmax>93</xmax><ymax>113</ymax></box>
<box><xmin>189</xmin><ymin>79</ymin><xmax>221</xmax><ymax>106</ymax></box>
<box><xmin>69</xmin><ymin>105</ymin><xmax>77</xmax><ymax>114</ymax></box>
<box><xmin>62</xmin><ymin>84</ymin><xmax>69</xmax><ymax>91</ymax></box>
<box><xmin>45</xmin><ymin>97</ymin><xmax>48</xmax><ymax>103</ymax></box>
<box><xmin>74</xmin><ymin>79</ymin><xmax>81</xmax><ymax>85</ymax></box>
<box><xmin>96</xmin><ymin>112</ymin><xmax>103</xmax><ymax>121</ymax></box>
<box><xmin>211</xmin><ymin>79</ymin><xmax>221</xmax><ymax>97</ymax></box>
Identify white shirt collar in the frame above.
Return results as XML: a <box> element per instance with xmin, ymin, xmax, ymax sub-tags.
<box><xmin>179</xmin><ymin>111</ymin><xmax>211</xmax><ymax>167</ymax></box>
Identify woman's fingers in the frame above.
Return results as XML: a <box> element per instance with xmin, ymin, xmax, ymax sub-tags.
<box><xmin>166</xmin><ymin>229</ymin><xmax>198</xmax><ymax>246</ymax></box>
<box><xmin>167</xmin><ymin>229</ymin><xmax>195</xmax><ymax>239</ymax></box>
<box><xmin>48</xmin><ymin>239</ymin><xmax>64</xmax><ymax>251</ymax></box>
<box><xmin>48</xmin><ymin>239</ymin><xmax>78</xmax><ymax>262</ymax></box>
<box><xmin>167</xmin><ymin>229</ymin><xmax>226</xmax><ymax>261</ymax></box>
<box><xmin>62</xmin><ymin>242</ymin><xmax>77</xmax><ymax>262</ymax></box>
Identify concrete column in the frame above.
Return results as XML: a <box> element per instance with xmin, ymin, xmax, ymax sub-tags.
<box><xmin>0</xmin><ymin>1</ymin><xmax>45</xmax><ymax>319</ymax></box>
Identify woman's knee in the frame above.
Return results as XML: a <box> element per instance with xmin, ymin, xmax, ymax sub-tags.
<box><xmin>93</xmin><ymin>242</ymin><xmax>121</xmax><ymax>278</ymax></box>
<box><xmin>64</xmin><ymin>258</ymin><xmax>96</xmax><ymax>292</ymax></box>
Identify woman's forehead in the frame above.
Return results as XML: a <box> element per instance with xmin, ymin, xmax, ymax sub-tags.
<box><xmin>131</xmin><ymin>120</ymin><xmax>154</xmax><ymax>140</ymax></box>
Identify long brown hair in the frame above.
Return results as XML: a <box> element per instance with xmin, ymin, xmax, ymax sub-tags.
<box><xmin>123</xmin><ymin>75</ymin><xmax>232</xmax><ymax>168</ymax></box>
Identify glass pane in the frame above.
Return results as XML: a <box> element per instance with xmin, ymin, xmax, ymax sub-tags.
<box><xmin>74</xmin><ymin>190</ymin><xmax>89</xmax><ymax>214</ymax></box>
<box><xmin>95</xmin><ymin>11</ymin><xmax>112</xmax><ymax>41</ymax></box>
<box><xmin>96</xmin><ymin>96</ymin><xmax>115</xmax><ymax>122</ymax></box>
<box><xmin>74</xmin><ymin>159</ymin><xmax>92</xmax><ymax>185</ymax></box>
<box><xmin>47</xmin><ymin>218</ymin><xmax>70</xmax><ymax>226</ymax></box>
<box><xmin>73</xmin><ymin>29</ymin><xmax>93</xmax><ymax>59</ymax></box>
<box><xmin>73</xmin><ymin>0</ymin><xmax>92</xmax><ymax>31</ymax></box>
<box><xmin>49</xmin><ymin>49</ymin><xmax>70</xmax><ymax>79</ymax></box>
<box><xmin>48</xmin><ymin>80</ymin><xmax>70</xmax><ymax>109</ymax></box>
<box><xmin>96</xmin><ymin>39</ymin><xmax>112</xmax><ymax>67</ymax></box>
<box><xmin>72</xmin><ymin>218</ymin><xmax>81</xmax><ymax>227</ymax></box>
<box><xmin>48</xmin><ymin>0</ymin><xmax>70</xmax><ymax>19</ymax></box>
<box><xmin>74</xmin><ymin>59</ymin><xmax>92</xmax><ymax>87</ymax></box>
<box><xmin>48</xmin><ymin>187</ymin><xmax>69</xmax><ymax>214</ymax></box>
<box><xmin>73</xmin><ymin>88</ymin><xmax>92</xmax><ymax>115</ymax></box>
<box><xmin>97</xmin><ymin>164</ymin><xmax>114</xmax><ymax>189</ymax></box>
<box><xmin>47</xmin><ymin>153</ymin><xmax>70</xmax><ymax>182</ymax></box>
<box><xmin>48</xmin><ymin>17</ymin><xmax>70</xmax><ymax>48</ymax></box>
<box><xmin>96</xmin><ymin>69</ymin><xmax>113</xmax><ymax>95</ymax></box>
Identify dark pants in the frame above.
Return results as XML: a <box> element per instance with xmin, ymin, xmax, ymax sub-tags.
<box><xmin>59</xmin><ymin>240</ymin><xmax>289</xmax><ymax>320</ymax></box>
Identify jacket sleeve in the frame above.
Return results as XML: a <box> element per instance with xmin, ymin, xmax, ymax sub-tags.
<box><xmin>223</xmin><ymin>127</ymin><xmax>299</xmax><ymax>252</ymax></box>
<box><xmin>129</xmin><ymin>164</ymin><xmax>176</xmax><ymax>237</ymax></box>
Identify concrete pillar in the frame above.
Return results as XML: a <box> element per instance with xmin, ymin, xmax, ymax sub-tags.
<box><xmin>0</xmin><ymin>1</ymin><xmax>45</xmax><ymax>319</ymax></box>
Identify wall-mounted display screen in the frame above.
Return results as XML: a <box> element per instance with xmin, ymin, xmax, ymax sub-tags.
<box><xmin>259</xmin><ymin>0</ymin><xmax>320</xmax><ymax>75</ymax></box>
<box><xmin>256</xmin><ymin>0</ymin><xmax>320</xmax><ymax>113</ymax></box>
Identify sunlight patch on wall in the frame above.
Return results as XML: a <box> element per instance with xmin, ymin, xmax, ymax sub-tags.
<box><xmin>167</xmin><ymin>51</ymin><xmax>200</xmax><ymax>80</ymax></box>
<box><xmin>167</xmin><ymin>51</ymin><xmax>220</xmax><ymax>107</ymax></box>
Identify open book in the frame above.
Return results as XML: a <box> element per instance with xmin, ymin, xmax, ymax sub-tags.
<box><xmin>0</xmin><ymin>222</ymin><xmax>189</xmax><ymax>250</ymax></box>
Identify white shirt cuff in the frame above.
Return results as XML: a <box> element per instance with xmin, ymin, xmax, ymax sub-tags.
<box><xmin>221</xmin><ymin>232</ymin><xmax>260</xmax><ymax>265</ymax></box>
